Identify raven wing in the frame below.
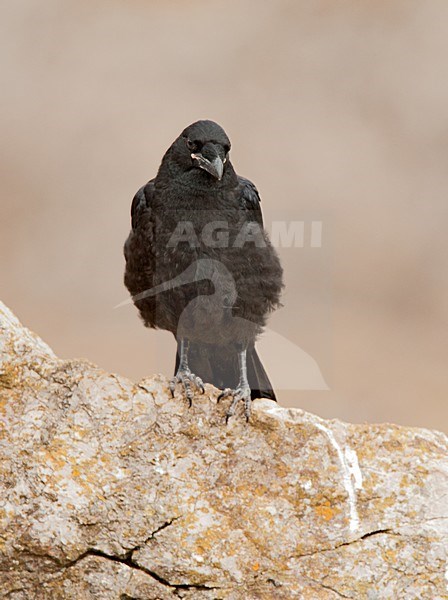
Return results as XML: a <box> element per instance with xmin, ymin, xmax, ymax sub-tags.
<box><xmin>130</xmin><ymin>179</ymin><xmax>155</xmax><ymax>230</ymax></box>
<box><xmin>237</xmin><ymin>176</ymin><xmax>264</xmax><ymax>227</ymax></box>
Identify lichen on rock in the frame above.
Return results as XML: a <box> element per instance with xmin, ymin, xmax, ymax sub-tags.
<box><xmin>0</xmin><ymin>300</ymin><xmax>447</xmax><ymax>599</ymax></box>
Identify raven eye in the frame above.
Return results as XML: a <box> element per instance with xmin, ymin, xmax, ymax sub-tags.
<box><xmin>223</xmin><ymin>144</ymin><xmax>230</xmax><ymax>154</ymax></box>
<box><xmin>187</xmin><ymin>139</ymin><xmax>200</xmax><ymax>152</ymax></box>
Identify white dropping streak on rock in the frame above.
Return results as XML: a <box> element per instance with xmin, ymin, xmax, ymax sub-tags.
<box><xmin>314</xmin><ymin>423</ymin><xmax>362</xmax><ymax>532</ymax></box>
<box><xmin>344</xmin><ymin>446</ymin><xmax>363</xmax><ymax>490</ymax></box>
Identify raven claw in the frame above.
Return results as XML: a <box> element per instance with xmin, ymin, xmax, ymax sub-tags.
<box><xmin>169</xmin><ymin>369</ymin><xmax>204</xmax><ymax>406</ymax></box>
<box><xmin>218</xmin><ymin>386</ymin><xmax>252</xmax><ymax>422</ymax></box>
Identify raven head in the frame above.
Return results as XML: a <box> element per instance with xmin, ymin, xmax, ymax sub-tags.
<box><xmin>164</xmin><ymin>120</ymin><xmax>231</xmax><ymax>182</ymax></box>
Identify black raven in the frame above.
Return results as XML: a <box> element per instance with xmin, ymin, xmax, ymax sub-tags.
<box><xmin>124</xmin><ymin>120</ymin><xmax>283</xmax><ymax>420</ymax></box>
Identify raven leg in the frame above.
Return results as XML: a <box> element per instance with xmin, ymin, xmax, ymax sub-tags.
<box><xmin>169</xmin><ymin>338</ymin><xmax>204</xmax><ymax>406</ymax></box>
<box><xmin>217</xmin><ymin>345</ymin><xmax>252</xmax><ymax>422</ymax></box>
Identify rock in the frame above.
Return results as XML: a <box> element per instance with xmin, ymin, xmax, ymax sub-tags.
<box><xmin>0</xmin><ymin>300</ymin><xmax>447</xmax><ymax>599</ymax></box>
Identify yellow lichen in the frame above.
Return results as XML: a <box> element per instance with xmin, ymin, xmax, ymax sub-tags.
<box><xmin>314</xmin><ymin>502</ymin><xmax>336</xmax><ymax>521</ymax></box>
<box><xmin>0</xmin><ymin>362</ymin><xmax>21</xmax><ymax>389</ymax></box>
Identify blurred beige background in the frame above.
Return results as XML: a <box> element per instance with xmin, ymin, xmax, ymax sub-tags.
<box><xmin>1</xmin><ymin>0</ymin><xmax>447</xmax><ymax>431</ymax></box>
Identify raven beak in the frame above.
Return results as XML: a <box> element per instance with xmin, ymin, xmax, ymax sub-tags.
<box><xmin>191</xmin><ymin>153</ymin><xmax>224</xmax><ymax>180</ymax></box>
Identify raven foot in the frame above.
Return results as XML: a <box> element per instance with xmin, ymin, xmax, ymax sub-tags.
<box><xmin>169</xmin><ymin>369</ymin><xmax>205</xmax><ymax>406</ymax></box>
<box><xmin>218</xmin><ymin>385</ymin><xmax>252</xmax><ymax>423</ymax></box>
